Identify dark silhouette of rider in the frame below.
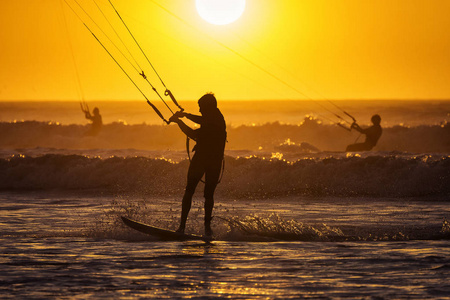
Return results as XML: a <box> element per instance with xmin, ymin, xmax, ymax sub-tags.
<box><xmin>346</xmin><ymin>114</ymin><xmax>382</xmax><ymax>152</ymax></box>
<box><xmin>84</xmin><ymin>107</ymin><xmax>102</xmax><ymax>136</ymax></box>
<box><xmin>169</xmin><ymin>93</ymin><xmax>226</xmax><ymax>237</ymax></box>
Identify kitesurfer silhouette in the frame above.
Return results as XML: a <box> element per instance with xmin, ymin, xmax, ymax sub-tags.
<box><xmin>346</xmin><ymin>114</ymin><xmax>382</xmax><ymax>152</ymax></box>
<box><xmin>82</xmin><ymin>106</ymin><xmax>103</xmax><ymax>136</ymax></box>
<box><xmin>169</xmin><ymin>93</ymin><xmax>226</xmax><ymax>237</ymax></box>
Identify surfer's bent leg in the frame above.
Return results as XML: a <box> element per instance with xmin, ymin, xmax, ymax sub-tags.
<box><xmin>177</xmin><ymin>156</ymin><xmax>204</xmax><ymax>233</ymax></box>
<box><xmin>203</xmin><ymin>160</ymin><xmax>222</xmax><ymax>236</ymax></box>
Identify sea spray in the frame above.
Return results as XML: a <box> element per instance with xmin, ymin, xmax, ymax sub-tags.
<box><xmin>220</xmin><ymin>213</ymin><xmax>345</xmax><ymax>241</ymax></box>
<box><xmin>82</xmin><ymin>198</ymin><xmax>450</xmax><ymax>242</ymax></box>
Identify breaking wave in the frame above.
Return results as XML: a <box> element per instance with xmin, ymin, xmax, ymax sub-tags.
<box><xmin>0</xmin><ymin>153</ymin><xmax>449</xmax><ymax>198</ymax></box>
<box><xmin>0</xmin><ymin>119</ymin><xmax>449</xmax><ymax>153</ymax></box>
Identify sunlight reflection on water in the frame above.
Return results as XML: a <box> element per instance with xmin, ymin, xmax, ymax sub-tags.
<box><xmin>1</xmin><ymin>237</ymin><xmax>450</xmax><ymax>298</ymax></box>
<box><xmin>1</xmin><ymin>193</ymin><xmax>449</xmax><ymax>298</ymax></box>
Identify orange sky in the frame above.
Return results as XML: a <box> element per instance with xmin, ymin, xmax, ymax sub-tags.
<box><xmin>1</xmin><ymin>0</ymin><xmax>450</xmax><ymax>102</ymax></box>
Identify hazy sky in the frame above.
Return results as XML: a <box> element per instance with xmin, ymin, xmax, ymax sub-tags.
<box><xmin>1</xmin><ymin>0</ymin><xmax>450</xmax><ymax>101</ymax></box>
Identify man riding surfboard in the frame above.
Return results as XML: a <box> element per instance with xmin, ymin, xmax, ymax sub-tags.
<box><xmin>169</xmin><ymin>93</ymin><xmax>227</xmax><ymax>237</ymax></box>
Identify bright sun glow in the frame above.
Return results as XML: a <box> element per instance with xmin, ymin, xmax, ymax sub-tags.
<box><xmin>195</xmin><ymin>0</ymin><xmax>246</xmax><ymax>25</ymax></box>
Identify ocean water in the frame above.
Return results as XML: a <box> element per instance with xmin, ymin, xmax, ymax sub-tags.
<box><xmin>1</xmin><ymin>100</ymin><xmax>449</xmax><ymax>153</ymax></box>
<box><xmin>1</xmin><ymin>193</ymin><xmax>449</xmax><ymax>299</ymax></box>
<box><xmin>1</xmin><ymin>100</ymin><xmax>449</xmax><ymax>298</ymax></box>
<box><xmin>1</xmin><ymin>100</ymin><xmax>449</xmax><ymax>127</ymax></box>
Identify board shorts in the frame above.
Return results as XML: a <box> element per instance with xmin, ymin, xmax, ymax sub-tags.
<box><xmin>185</xmin><ymin>153</ymin><xmax>223</xmax><ymax>199</ymax></box>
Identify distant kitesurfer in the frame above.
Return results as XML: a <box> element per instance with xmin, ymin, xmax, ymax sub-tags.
<box><xmin>346</xmin><ymin>114</ymin><xmax>382</xmax><ymax>152</ymax></box>
<box><xmin>82</xmin><ymin>105</ymin><xmax>103</xmax><ymax>136</ymax></box>
<box><xmin>169</xmin><ymin>93</ymin><xmax>227</xmax><ymax>237</ymax></box>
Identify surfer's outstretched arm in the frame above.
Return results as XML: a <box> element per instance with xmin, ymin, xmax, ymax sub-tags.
<box><xmin>351</xmin><ymin>122</ymin><xmax>364</xmax><ymax>133</ymax></box>
<box><xmin>183</xmin><ymin>113</ymin><xmax>203</xmax><ymax>125</ymax></box>
<box><xmin>171</xmin><ymin>111</ymin><xmax>203</xmax><ymax>125</ymax></box>
<box><xmin>169</xmin><ymin>116</ymin><xmax>198</xmax><ymax>140</ymax></box>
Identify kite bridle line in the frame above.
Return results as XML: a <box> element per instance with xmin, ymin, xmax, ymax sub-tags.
<box><xmin>84</xmin><ymin>22</ymin><xmax>170</xmax><ymax>123</ymax></box>
<box><xmin>65</xmin><ymin>0</ymin><xmax>358</xmax><ymax>132</ymax></box>
<box><xmin>147</xmin><ymin>0</ymin><xmax>361</xmax><ymax>131</ymax></box>
<box><xmin>107</xmin><ymin>0</ymin><xmax>184</xmax><ymax>113</ymax></box>
<box><xmin>63</xmin><ymin>0</ymin><xmax>182</xmax><ymax>123</ymax></box>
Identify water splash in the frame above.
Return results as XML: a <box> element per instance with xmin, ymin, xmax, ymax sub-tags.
<box><xmin>220</xmin><ymin>213</ymin><xmax>344</xmax><ymax>241</ymax></box>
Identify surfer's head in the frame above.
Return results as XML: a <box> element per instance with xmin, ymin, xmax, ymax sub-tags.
<box><xmin>371</xmin><ymin>114</ymin><xmax>381</xmax><ymax>125</ymax></box>
<box><xmin>198</xmin><ymin>93</ymin><xmax>217</xmax><ymax>114</ymax></box>
<box><xmin>93</xmin><ymin>107</ymin><xmax>100</xmax><ymax>115</ymax></box>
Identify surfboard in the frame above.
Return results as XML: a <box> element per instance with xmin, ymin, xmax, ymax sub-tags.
<box><xmin>121</xmin><ymin>216</ymin><xmax>212</xmax><ymax>242</ymax></box>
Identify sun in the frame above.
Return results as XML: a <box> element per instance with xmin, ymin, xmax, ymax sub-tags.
<box><xmin>195</xmin><ymin>0</ymin><xmax>246</xmax><ymax>26</ymax></box>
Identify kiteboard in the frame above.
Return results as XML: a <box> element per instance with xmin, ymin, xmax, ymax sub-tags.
<box><xmin>121</xmin><ymin>216</ymin><xmax>212</xmax><ymax>242</ymax></box>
